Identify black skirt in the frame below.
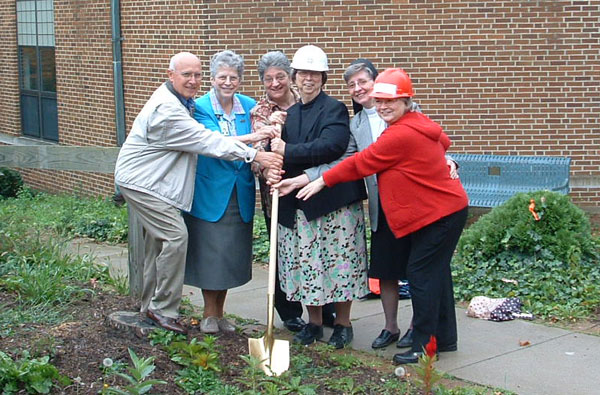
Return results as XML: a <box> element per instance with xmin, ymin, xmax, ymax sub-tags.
<box><xmin>368</xmin><ymin>203</ymin><xmax>409</xmax><ymax>280</ymax></box>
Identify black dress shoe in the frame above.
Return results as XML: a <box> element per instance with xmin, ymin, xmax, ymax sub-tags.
<box><xmin>392</xmin><ymin>349</ymin><xmax>438</xmax><ymax>365</ymax></box>
<box><xmin>322</xmin><ymin>313</ymin><xmax>336</xmax><ymax>328</ymax></box>
<box><xmin>328</xmin><ymin>324</ymin><xmax>353</xmax><ymax>349</ymax></box>
<box><xmin>283</xmin><ymin>317</ymin><xmax>306</xmax><ymax>332</ymax></box>
<box><xmin>396</xmin><ymin>328</ymin><xmax>413</xmax><ymax>348</ymax></box>
<box><xmin>438</xmin><ymin>342</ymin><xmax>457</xmax><ymax>352</ymax></box>
<box><xmin>371</xmin><ymin>329</ymin><xmax>400</xmax><ymax>349</ymax></box>
<box><xmin>147</xmin><ymin>310</ymin><xmax>187</xmax><ymax>335</ymax></box>
<box><xmin>293</xmin><ymin>323</ymin><xmax>323</xmax><ymax>345</ymax></box>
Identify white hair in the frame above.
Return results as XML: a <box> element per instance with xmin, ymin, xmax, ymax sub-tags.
<box><xmin>168</xmin><ymin>52</ymin><xmax>198</xmax><ymax>71</ymax></box>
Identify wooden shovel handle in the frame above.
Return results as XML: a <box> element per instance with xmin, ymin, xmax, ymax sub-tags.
<box><xmin>267</xmin><ymin>189</ymin><xmax>279</xmax><ymax>296</ymax></box>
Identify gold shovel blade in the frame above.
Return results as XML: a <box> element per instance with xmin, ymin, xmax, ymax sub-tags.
<box><xmin>248</xmin><ymin>337</ymin><xmax>290</xmax><ymax>376</ymax></box>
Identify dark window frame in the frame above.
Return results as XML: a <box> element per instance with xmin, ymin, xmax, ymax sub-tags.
<box><xmin>17</xmin><ymin>0</ymin><xmax>58</xmax><ymax>142</ymax></box>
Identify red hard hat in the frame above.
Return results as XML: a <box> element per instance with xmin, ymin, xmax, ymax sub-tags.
<box><xmin>369</xmin><ymin>68</ymin><xmax>414</xmax><ymax>99</ymax></box>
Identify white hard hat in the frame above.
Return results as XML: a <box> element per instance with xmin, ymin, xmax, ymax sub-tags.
<box><xmin>290</xmin><ymin>45</ymin><xmax>329</xmax><ymax>72</ymax></box>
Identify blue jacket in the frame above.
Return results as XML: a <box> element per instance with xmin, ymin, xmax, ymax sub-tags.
<box><xmin>187</xmin><ymin>93</ymin><xmax>256</xmax><ymax>223</ymax></box>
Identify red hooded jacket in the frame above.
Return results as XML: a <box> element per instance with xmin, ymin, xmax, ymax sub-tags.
<box><xmin>323</xmin><ymin>111</ymin><xmax>468</xmax><ymax>238</ymax></box>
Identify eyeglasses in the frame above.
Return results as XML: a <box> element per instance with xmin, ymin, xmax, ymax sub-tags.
<box><xmin>347</xmin><ymin>78</ymin><xmax>372</xmax><ymax>90</ymax></box>
<box><xmin>215</xmin><ymin>75</ymin><xmax>240</xmax><ymax>83</ymax></box>
<box><xmin>296</xmin><ymin>70</ymin><xmax>321</xmax><ymax>78</ymax></box>
<box><xmin>263</xmin><ymin>74</ymin><xmax>288</xmax><ymax>85</ymax></box>
<box><xmin>175</xmin><ymin>71</ymin><xmax>202</xmax><ymax>80</ymax></box>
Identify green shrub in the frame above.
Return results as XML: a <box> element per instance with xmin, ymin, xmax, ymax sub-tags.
<box><xmin>453</xmin><ymin>191</ymin><xmax>600</xmax><ymax>321</ymax></box>
<box><xmin>0</xmin><ymin>168</ymin><xmax>23</xmax><ymax>198</ymax></box>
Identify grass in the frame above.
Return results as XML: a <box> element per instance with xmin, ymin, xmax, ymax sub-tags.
<box><xmin>0</xmin><ymin>189</ymin><xmax>128</xmax><ymax>336</ymax></box>
<box><xmin>0</xmin><ymin>188</ymin><xmax>128</xmax><ymax>243</ymax></box>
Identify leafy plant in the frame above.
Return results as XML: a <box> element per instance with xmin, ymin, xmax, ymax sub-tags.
<box><xmin>253</xmin><ymin>215</ymin><xmax>270</xmax><ymax>263</ymax></box>
<box><xmin>453</xmin><ymin>191</ymin><xmax>600</xmax><ymax>321</ymax></box>
<box><xmin>328</xmin><ymin>352</ymin><xmax>364</xmax><ymax>369</ymax></box>
<box><xmin>167</xmin><ymin>336</ymin><xmax>221</xmax><ymax>372</ymax></box>
<box><xmin>0</xmin><ymin>350</ymin><xmax>70</xmax><ymax>394</ymax></box>
<box><xmin>100</xmin><ymin>348</ymin><xmax>166</xmax><ymax>395</ymax></box>
<box><xmin>238</xmin><ymin>354</ymin><xmax>266</xmax><ymax>393</ymax></box>
<box><xmin>288</xmin><ymin>346</ymin><xmax>334</xmax><ymax>377</ymax></box>
<box><xmin>259</xmin><ymin>375</ymin><xmax>318</xmax><ymax>395</ymax></box>
<box><xmin>324</xmin><ymin>376</ymin><xmax>364</xmax><ymax>394</ymax></box>
<box><xmin>238</xmin><ymin>355</ymin><xmax>318</xmax><ymax>395</ymax></box>
<box><xmin>176</xmin><ymin>366</ymin><xmax>241</xmax><ymax>394</ymax></box>
<box><xmin>147</xmin><ymin>328</ymin><xmax>187</xmax><ymax>347</ymax></box>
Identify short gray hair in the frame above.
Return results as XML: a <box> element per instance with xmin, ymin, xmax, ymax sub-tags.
<box><xmin>343</xmin><ymin>62</ymin><xmax>375</xmax><ymax>83</ymax></box>
<box><xmin>210</xmin><ymin>50</ymin><xmax>244</xmax><ymax>78</ymax></box>
<box><xmin>257</xmin><ymin>51</ymin><xmax>291</xmax><ymax>81</ymax></box>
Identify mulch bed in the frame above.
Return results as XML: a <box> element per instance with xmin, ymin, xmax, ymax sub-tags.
<box><xmin>0</xmin><ymin>288</ymin><xmax>400</xmax><ymax>394</ymax></box>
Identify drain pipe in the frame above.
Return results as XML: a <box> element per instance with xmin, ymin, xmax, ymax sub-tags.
<box><xmin>111</xmin><ymin>0</ymin><xmax>126</xmax><ymax>147</ymax></box>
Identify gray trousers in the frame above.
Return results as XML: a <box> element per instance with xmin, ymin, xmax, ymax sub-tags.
<box><xmin>119</xmin><ymin>186</ymin><xmax>187</xmax><ymax>318</ymax></box>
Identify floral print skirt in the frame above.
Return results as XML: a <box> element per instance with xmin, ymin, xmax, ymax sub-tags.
<box><xmin>277</xmin><ymin>203</ymin><xmax>369</xmax><ymax>306</ymax></box>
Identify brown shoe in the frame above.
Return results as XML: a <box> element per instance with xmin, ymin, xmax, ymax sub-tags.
<box><xmin>146</xmin><ymin>310</ymin><xmax>187</xmax><ymax>335</ymax></box>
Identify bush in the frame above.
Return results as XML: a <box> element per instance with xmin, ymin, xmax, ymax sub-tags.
<box><xmin>0</xmin><ymin>168</ymin><xmax>23</xmax><ymax>198</ymax></box>
<box><xmin>453</xmin><ymin>191</ymin><xmax>600</xmax><ymax>321</ymax></box>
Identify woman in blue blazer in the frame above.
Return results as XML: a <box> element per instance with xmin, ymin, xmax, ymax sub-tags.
<box><xmin>184</xmin><ymin>50</ymin><xmax>273</xmax><ymax>334</ymax></box>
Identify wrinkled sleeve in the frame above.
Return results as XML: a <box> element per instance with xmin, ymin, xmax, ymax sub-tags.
<box><xmin>304</xmin><ymin>130</ymin><xmax>359</xmax><ymax>181</ymax></box>
<box><xmin>149</xmin><ymin>101</ymin><xmax>256</xmax><ymax>162</ymax></box>
<box><xmin>323</xmin><ymin>126</ymin><xmax>406</xmax><ymax>187</ymax></box>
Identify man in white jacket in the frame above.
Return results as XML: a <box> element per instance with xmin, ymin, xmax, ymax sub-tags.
<box><xmin>115</xmin><ymin>52</ymin><xmax>282</xmax><ymax>334</ymax></box>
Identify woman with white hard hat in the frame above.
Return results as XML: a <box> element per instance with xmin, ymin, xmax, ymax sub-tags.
<box><xmin>267</xmin><ymin>45</ymin><xmax>369</xmax><ymax>349</ymax></box>
<box><xmin>297</xmin><ymin>68</ymin><xmax>468</xmax><ymax>364</ymax></box>
<box><xmin>250</xmin><ymin>50</ymin><xmax>337</xmax><ymax>333</ymax></box>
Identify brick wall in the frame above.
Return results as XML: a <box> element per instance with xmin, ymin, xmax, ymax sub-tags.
<box><xmin>2</xmin><ymin>0</ymin><xmax>599</xmax><ymax>207</ymax></box>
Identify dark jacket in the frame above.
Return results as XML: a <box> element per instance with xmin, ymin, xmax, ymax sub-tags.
<box><xmin>279</xmin><ymin>91</ymin><xmax>367</xmax><ymax>229</ymax></box>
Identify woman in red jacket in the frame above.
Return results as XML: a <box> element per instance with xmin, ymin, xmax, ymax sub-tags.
<box><xmin>296</xmin><ymin>68</ymin><xmax>468</xmax><ymax>364</ymax></box>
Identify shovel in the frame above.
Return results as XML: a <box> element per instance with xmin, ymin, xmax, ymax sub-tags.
<box><xmin>248</xmin><ymin>188</ymin><xmax>290</xmax><ymax>376</ymax></box>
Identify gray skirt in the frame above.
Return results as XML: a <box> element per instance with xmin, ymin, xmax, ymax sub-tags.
<box><xmin>183</xmin><ymin>189</ymin><xmax>253</xmax><ymax>290</ymax></box>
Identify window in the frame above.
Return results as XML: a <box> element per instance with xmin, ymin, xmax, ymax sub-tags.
<box><xmin>17</xmin><ymin>0</ymin><xmax>58</xmax><ymax>141</ymax></box>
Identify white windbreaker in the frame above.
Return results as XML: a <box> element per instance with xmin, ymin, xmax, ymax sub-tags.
<box><xmin>114</xmin><ymin>83</ymin><xmax>256</xmax><ymax>211</ymax></box>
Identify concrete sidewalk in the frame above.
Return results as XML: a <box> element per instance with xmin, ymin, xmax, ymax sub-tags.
<box><xmin>72</xmin><ymin>240</ymin><xmax>600</xmax><ymax>395</ymax></box>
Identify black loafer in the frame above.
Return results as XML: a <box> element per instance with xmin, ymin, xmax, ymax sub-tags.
<box><xmin>371</xmin><ymin>329</ymin><xmax>400</xmax><ymax>349</ymax></box>
<box><xmin>439</xmin><ymin>342</ymin><xmax>457</xmax><ymax>352</ymax></box>
<box><xmin>322</xmin><ymin>313</ymin><xmax>336</xmax><ymax>328</ymax></box>
<box><xmin>392</xmin><ymin>350</ymin><xmax>438</xmax><ymax>365</ymax></box>
<box><xmin>328</xmin><ymin>324</ymin><xmax>353</xmax><ymax>349</ymax></box>
<box><xmin>293</xmin><ymin>323</ymin><xmax>323</xmax><ymax>345</ymax></box>
<box><xmin>396</xmin><ymin>328</ymin><xmax>413</xmax><ymax>348</ymax></box>
<box><xmin>283</xmin><ymin>317</ymin><xmax>306</xmax><ymax>332</ymax></box>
